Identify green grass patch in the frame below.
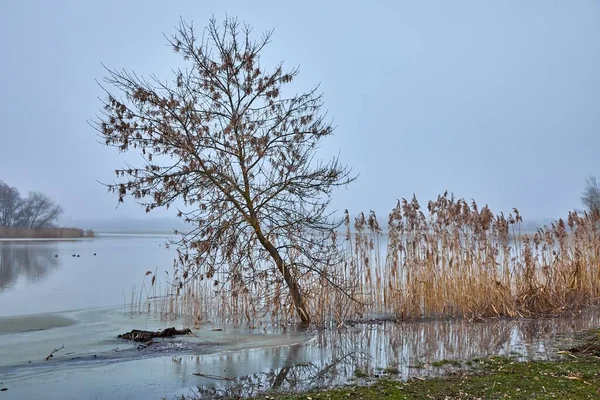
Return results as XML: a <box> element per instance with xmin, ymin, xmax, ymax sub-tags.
<box><xmin>382</xmin><ymin>366</ymin><xmax>400</xmax><ymax>375</ymax></box>
<box><xmin>253</xmin><ymin>355</ymin><xmax>600</xmax><ymax>400</ymax></box>
<box><xmin>353</xmin><ymin>368</ymin><xmax>369</xmax><ymax>378</ymax></box>
<box><xmin>431</xmin><ymin>359</ymin><xmax>462</xmax><ymax>368</ymax></box>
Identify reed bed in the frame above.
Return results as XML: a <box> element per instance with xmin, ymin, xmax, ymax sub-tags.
<box><xmin>130</xmin><ymin>193</ymin><xmax>600</xmax><ymax>327</ymax></box>
<box><xmin>0</xmin><ymin>227</ymin><xmax>95</xmax><ymax>239</ymax></box>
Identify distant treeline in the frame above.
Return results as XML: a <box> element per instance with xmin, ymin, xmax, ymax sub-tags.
<box><xmin>1</xmin><ymin>180</ymin><xmax>63</xmax><ymax>229</ymax></box>
<box><xmin>0</xmin><ymin>181</ymin><xmax>94</xmax><ymax>238</ymax></box>
<box><xmin>0</xmin><ymin>227</ymin><xmax>95</xmax><ymax>239</ymax></box>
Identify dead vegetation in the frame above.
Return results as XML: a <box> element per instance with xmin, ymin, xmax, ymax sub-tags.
<box><xmin>567</xmin><ymin>329</ymin><xmax>600</xmax><ymax>356</ymax></box>
<box><xmin>347</xmin><ymin>193</ymin><xmax>600</xmax><ymax>321</ymax></box>
<box><xmin>130</xmin><ymin>192</ymin><xmax>600</xmax><ymax>327</ymax></box>
<box><xmin>44</xmin><ymin>344</ymin><xmax>65</xmax><ymax>361</ymax></box>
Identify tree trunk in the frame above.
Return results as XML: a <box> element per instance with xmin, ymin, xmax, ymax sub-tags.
<box><xmin>254</xmin><ymin>229</ymin><xmax>311</xmax><ymax>324</ymax></box>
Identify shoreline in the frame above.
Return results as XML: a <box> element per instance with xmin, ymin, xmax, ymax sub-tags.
<box><xmin>238</xmin><ymin>353</ymin><xmax>600</xmax><ymax>400</ymax></box>
<box><xmin>0</xmin><ymin>227</ymin><xmax>95</xmax><ymax>240</ymax></box>
<box><xmin>1</xmin><ymin>306</ymin><xmax>599</xmax><ymax>399</ymax></box>
<box><xmin>0</xmin><ymin>237</ymin><xmax>94</xmax><ymax>242</ymax></box>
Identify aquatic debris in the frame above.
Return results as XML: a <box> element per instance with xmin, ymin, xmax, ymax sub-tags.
<box><xmin>192</xmin><ymin>372</ymin><xmax>234</xmax><ymax>381</ymax></box>
<box><xmin>45</xmin><ymin>344</ymin><xmax>65</xmax><ymax>361</ymax></box>
<box><xmin>118</xmin><ymin>327</ymin><xmax>192</xmax><ymax>342</ymax></box>
<box><xmin>567</xmin><ymin>329</ymin><xmax>600</xmax><ymax>356</ymax></box>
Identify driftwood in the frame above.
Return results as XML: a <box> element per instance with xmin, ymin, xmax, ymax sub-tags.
<box><xmin>118</xmin><ymin>327</ymin><xmax>192</xmax><ymax>342</ymax></box>
<box><xmin>45</xmin><ymin>345</ymin><xmax>65</xmax><ymax>360</ymax></box>
<box><xmin>192</xmin><ymin>372</ymin><xmax>234</xmax><ymax>381</ymax></box>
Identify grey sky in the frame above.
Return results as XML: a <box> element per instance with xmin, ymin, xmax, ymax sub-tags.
<box><xmin>1</xmin><ymin>1</ymin><xmax>598</xmax><ymax>223</ymax></box>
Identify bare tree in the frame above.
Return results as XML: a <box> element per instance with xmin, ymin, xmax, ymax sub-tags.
<box><xmin>582</xmin><ymin>176</ymin><xmax>600</xmax><ymax>215</ymax></box>
<box><xmin>0</xmin><ymin>181</ymin><xmax>21</xmax><ymax>228</ymax></box>
<box><xmin>17</xmin><ymin>192</ymin><xmax>63</xmax><ymax>228</ymax></box>
<box><xmin>0</xmin><ymin>183</ymin><xmax>63</xmax><ymax>229</ymax></box>
<box><xmin>96</xmin><ymin>18</ymin><xmax>354</xmax><ymax>323</ymax></box>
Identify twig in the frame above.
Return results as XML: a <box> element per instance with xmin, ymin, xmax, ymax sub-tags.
<box><xmin>192</xmin><ymin>372</ymin><xmax>234</xmax><ymax>381</ymax></box>
<box><xmin>45</xmin><ymin>345</ymin><xmax>65</xmax><ymax>360</ymax></box>
<box><xmin>146</xmin><ymin>294</ymin><xmax>176</xmax><ymax>299</ymax></box>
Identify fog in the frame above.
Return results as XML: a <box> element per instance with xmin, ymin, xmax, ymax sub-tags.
<box><xmin>1</xmin><ymin>0</ymin><xmax>598</xmax><ymax>227</ymax></box>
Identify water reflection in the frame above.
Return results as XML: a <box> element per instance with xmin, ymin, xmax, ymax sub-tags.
<box><xmin>0</xmin><ymin>243</ymin><xmax>59</xmax><ymax>291</ymax></box>
<box><xmin>184</xmin><ymin>312</ymin><xmax>600</xmax><ymax>399</ymax></box>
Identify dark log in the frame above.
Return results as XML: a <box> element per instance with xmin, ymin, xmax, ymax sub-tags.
<box><xmin>118</xmin><ymin>327</ymin><xmax>192</xmax><ymax>342</ymax></box>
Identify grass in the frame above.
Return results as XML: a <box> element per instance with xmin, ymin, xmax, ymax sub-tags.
<box><xmin>175</xmin><ymin>353</ymin><xmax>600</xmax><ymax>400</ymax></box>
<box><xmin>431</xmin><ymin>359</ymin><xmax>463</xmax><ymax>368</ymax></box>
<box><xmin>382</xmin><ymin>367</ymin><xmax>400</xmax><ymax>375</ymax></box>
<box><xmin>132</xmin><ymin>192</ymin><xmax>600</xmax><ymax>328</ymax></box>
<box><xmin>354</xmin><ymin>369</ymin><xmax>369</xmax><ymax>378</ymax></box>
<box><xmin>233</xmin><ymin>356</ymin><xmax>600</xmax><ymax>400</ymax></box>
<box><xmin>0</xmin><ymin>227</ymin><xmax>95</xmax><ymax>239</ymax></box>
<box><xmin>166</xmin><ymin>325</ymin><xmax>600</xmax><ymax>400</ymax></box>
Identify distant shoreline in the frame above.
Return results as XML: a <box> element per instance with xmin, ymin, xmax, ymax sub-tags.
<box><xmin>0</xmin><ymin>227</ymin><xmax>95</xmax><ymax>240</ymax></box>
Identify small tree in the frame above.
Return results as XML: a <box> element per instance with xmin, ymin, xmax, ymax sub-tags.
<box><xmin>96</xmin><ymin>18</ymin><xmax>354</xmax><ymax>323</ymax></box>
<box><xmin>582</xmin><ymin>176</ymin><xmax>600</xmax><ymax>216</ymax></box>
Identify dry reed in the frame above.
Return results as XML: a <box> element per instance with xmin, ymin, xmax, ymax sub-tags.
<box><xmin>129</xmin><ymin>193</ymin><xmax>600</xmax><ymax>327</ymax></box>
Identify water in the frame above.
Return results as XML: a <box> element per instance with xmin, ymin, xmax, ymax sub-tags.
<box><xmin>188</xmin><ymin>314</ymin><xmax>600</xmax><ymax>398</ymax></box>
<box><xmin>0</xmin><ymin>309</ymin><xmax>312</xmax><ymax>400</ymax></box>
<box><xmin>0</xmin><ymin>234</ymin><xmax>599</xmax><ymax>399</ymax></box>
<box><xmin>0</xmin><ymin>234</ymin><xmax>175</xmax><ymax>316</ymax></box>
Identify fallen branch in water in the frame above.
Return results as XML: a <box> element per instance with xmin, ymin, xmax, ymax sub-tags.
<box><xmin>192</xmin><ymin>372</ymin><xmax>234</xmax><ymax>381</ymax></box>
<box><xmin>118</xmin><ymin>327</ymin><xmax>193</xmax><ymax>343</ymax></box>
<box><xmin>45</xmin><ymin>345</ymin><xmax>65</xmax><ymax>360</ymax></box>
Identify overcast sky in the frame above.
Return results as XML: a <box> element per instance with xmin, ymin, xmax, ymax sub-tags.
<box><xmin>1</xmin><ymin>1</ymin><xmax>598</xmax><ymax>223</ymax></box>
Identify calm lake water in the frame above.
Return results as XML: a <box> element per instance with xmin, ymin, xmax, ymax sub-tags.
<box><xmin>1</xmin><ymin>235</ymin><xmax>600</xmax><ymax>400</ymax></box>
<box><xmin>0</xmin><ymin>234</ymin><xmax>176</xmax><ymax>317</ymax></box>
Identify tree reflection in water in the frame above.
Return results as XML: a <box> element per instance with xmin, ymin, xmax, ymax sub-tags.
<box><xmin>0</xmin><ymin>243</ymin><xmax>59</xmax><ymax>291</ymax></box>
<box><xmin>190</xmin><ymin>345</ymin><xmax>365</xmax><ymax>399</ymax></box>
<box><xmin>186</xmin><ymin>313</ymin><xmax>600</xmax><ymax>399</ymax></box>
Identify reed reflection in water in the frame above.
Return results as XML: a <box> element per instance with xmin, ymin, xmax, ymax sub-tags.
<box><xmin>0</xmin><ymin>243</ymin><xmax>59</xmax><ymax>292</ymax></box>
<box><xmin>185</xmin><ymin>311</ymin><xmax>600</xmax><ymax>399</ymax></box>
